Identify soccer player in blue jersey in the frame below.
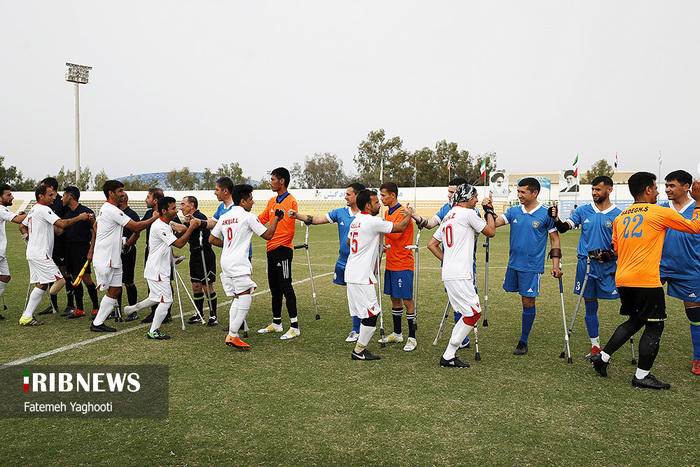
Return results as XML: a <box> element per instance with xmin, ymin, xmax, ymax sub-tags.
<box><xmin>493</xmin><ymin>177</ymin><xmax>562</xmax><ymax>355</ymax></box>
<box><xmin>288</xmin><ymin>182</ymin><xmax>365</xmax><ymax>341</ymax></box>
<box><xmin>549</xmin><ymin>175</ymin><xmax>622</xmax><ymax>358</ymax></box>
<box><xmin>659</xmin><ymin>170</ymin><xmax>700</xmax><ymax>375</ymax></box>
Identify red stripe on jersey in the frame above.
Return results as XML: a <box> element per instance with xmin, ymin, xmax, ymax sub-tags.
<box><xmin>368</xmin><ymin>308</ymin><xmax>375</xmax><ymax>318</ymax></box>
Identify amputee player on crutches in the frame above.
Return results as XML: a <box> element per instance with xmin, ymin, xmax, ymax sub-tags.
<box><xmin>427</xmin><ymin>183</ymin><xmax>495</xmax><ymax>368</ymax></box>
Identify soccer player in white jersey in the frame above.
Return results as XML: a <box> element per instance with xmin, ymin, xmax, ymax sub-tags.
<box><xmin>90</xmin><ymin>180</ymin><xmax>158</xmax><ymax>332</ymax></box>
<box><xmin>18</xmin><ymin>185</ymin><xmax>91</xmax><ymax>326</ymax></box>
<box><xmin>345</xmin><ymin>189</ymin><xmax>413</xmax><ymax>361</ymax></box>
<box><xmin>209</xmin><ymin>184</ymin><xmax>281</xmax><ymax>349</ymax></box>
<box><xmin>124</xmin><ymin>196</ymin><xmax>200</xmax><ymax>339</ymax></box>
<box><xmin>427</xmin><ymin>183</ymin><xmax>496</xmax><ymax>367</ymax></box>
<box><xmin>0</xmin><ymin>184</ymin><xmax>28</xmax><ymax>319</ymax></box>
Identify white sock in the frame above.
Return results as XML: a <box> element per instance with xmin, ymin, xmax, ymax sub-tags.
<box><xmin>600</xmin><ymin>351</ymin><xmax>611</xmax><ymax>362</ymax></box>
<box><xmin>150</xmin><ymin>302</ymin><xmax>171</xmax><ymax>334</ymax></box>
<box><xmin>130</xmin><ymin>297</ymin><xmax>159</xmax><ymax>313</ymax></box>
<box><xmin>93</xmin><ymin>296</ymin><xmax>117</xmax><ymax>326</ymax></box>
<box><xmin>230</xmin><ymin>295</ymin><xmax>252</xmax><ymax>338</ymax></box>
<box><xmin>228</xmin><ymin>298</ymin><xmax>239</xmax><ymax>338</ymax></box>
<box><xmin>635</xmin><ymin>368</ymin><xmax>650</xmax><ymax>379</ymax></box>
<box><xmin>0</xmin><ymin>280</ymin><xmax>7</xmax><ymax>296</ymax></box>
<box><xmin>590</xmin><ymin>337</ymin><xmax>600</xmax><ymax>347</ymax></box>
<box><xmin>358</xmin><ymin>324</ymin><xmax>376</xmax><ymax>347</ymax></box>
<box><xmin>23</xmin><ymin>287</ymin><xmax>46</xmax><ymax>319</ymax></box>
<box><xmin>443</xmin><ymin>319</ymin><xmax>473</xmax><ymax>360</ymax></box>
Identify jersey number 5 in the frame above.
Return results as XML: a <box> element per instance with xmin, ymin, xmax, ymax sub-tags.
<box><xmin>350</xmin><ymin>231</ymin><xmax>359</xmax><ymax>253</ymax></box>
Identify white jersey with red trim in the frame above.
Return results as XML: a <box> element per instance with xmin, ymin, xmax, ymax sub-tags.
<box><xmin>144</xmin><ymin>218</ymin><xmax>178</xmax><ymax>281</ymax></box>
<box><xmin>432</xmin><ymin>205</ymin><xmax>486</xmax><ymax>281</ymax></box>
<box><xmin>345</xmin><ymin>212</ymin><xmax>393</xmax><ymax>284</ymax></box>
<box><xmin>93</xmin><ymin>201</ymin><xmax>131</xmax><ymax>269</ymax></box>
<box><xmin>0</xmin><ymin>205</ymin><xmax>18</xmax><ymax>258</ymax></box>
<box><xmin>22</xmin><ymin>203</ymin><xmax>59</xmax><ymax>261</ymax></box>
<box><xmin>211</xmin><ymin>206</ymin><xmax>268</xmax><ymax>277</ymax></box>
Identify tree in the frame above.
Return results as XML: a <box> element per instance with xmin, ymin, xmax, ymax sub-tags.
<box><xmin>580</xmin><ymin>159</ymin><xmax>614</xmax><ymax>184</ymax></box>
<box><xmin>354</xmin><ymin>129</ymin><xmax>406</xmax><ymax>187</ymax></box>
<box><xmin>49</xmin><ymin>165</ymin><xmax>95</xmax><ymax>191</ymax></box>
<box><xmin>122</xmin><ymin>175</ymin><xmax>159</xmax><ymax>191</ymax></box>
<box><xmin>0</xmin><ymin>155</ymin><xmax>37</xmax><ymax>190</ymax></box>
<box><xmin>291</xmin><ymin>152</ymin><xmax>347</xmax><ymax>189</ymax></box>
<box><xmin>93</xmin><ymin>170</ymin><xmax>109</xmax><ymax>192</ymax></box>
<box><xmin>166</xmin><ymin>167</ymin><xmax>199</xmax><ymax>191</ymax></box>
<box><xmin>198</xmin><ymin>168</ymin><xmax>218</xmax><ymax>190</ymax></box>
<box><xmin>217</xmin><ymin>163</ymin><xmax>247</xmax><ymax>185</ymax></box>
<box><xmin>413</xmin><ymin>142</ymin><xmax>496</xmax><ymax>187</ymax></box>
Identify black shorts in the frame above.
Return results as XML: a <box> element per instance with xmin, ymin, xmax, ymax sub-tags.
<box><xmin>189</xmin><ymin>248</ymin><xmax>216</xmax><ymax>284</ymax></box>
<box><xmin>66</xmin><ymin>242</ymin><xmax>91</xmax><ymax>277</ymax></box>
<box><xmin>121</xmin><ymin>246</ymin><xmax>137</xmax><ymax>284</ymax></box>
<box><xmin>618</xmin><ymin>286</ymin><xmax>666</xmax><ymax>322</ymax></box>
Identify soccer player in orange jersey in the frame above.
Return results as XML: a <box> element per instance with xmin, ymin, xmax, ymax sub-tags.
<box><xmin>257</xmin><ymin>167</ymin><xmax>301</xmax><ymax>340</ymax></box>
<box><xmin>378</xmin><ymin>182</ymin><xmax>418</xmax><ymax>351</ymax></box>
<box><xmin>590</xmin><ymin>172</ymin><xmax>700</xmax><ymax>389</ymax></box>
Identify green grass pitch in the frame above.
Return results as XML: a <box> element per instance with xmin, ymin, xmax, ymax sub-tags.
<box><xmin>0</xmin><ymin>223</ymin><xmax>698</xmax><ymax>465</ymax></box>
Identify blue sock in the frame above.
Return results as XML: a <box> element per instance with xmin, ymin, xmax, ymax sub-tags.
<box><xmin>690</xmin><ymin>323</ymin><xmax>700</xmax><ymax>360</ymax></box>
<box><xmin>520</xmin><ymin>305</ymin><xmax>536</xmax><ymax>343</ymax></box>
<box><xmin>352</xmin><ymin>316</ymin><xmax>361</xmax><ymax>333</ymax></box>
<box><xmin>584</xmin><ymin>300</ymin><xmax>599</xmax><ymax>338</ymax></box>
<box><xmin>453</xmin><ymin>312</ymin><xmax>470</xmax><ymax>344</ymax></box>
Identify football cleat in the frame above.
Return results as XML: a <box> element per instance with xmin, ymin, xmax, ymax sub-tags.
<box><xmin>258</xmin><ymin>323</ymin><xmax>283</xmax><ymax>333</ymax></box>
<box><xmin>589</xmin><ymin>352</ymin><xmax>609</xmax><ymax>377</ymax></box>
<box><xmin>124</xmin><ymin>311</ymin><xmax>139</xmax><ymax>322</ymax></box>
<box><xmin>585</xmin><ymin>345</ymin><xmax>602</xmax><ymax>361</ymax></box>
<box><xmin>37</xmin><ymin>305</ymin><xmax>56</xmax><ymax>316</ymax></box>
<box><xmin>351</xmin><ymin>349</ymin><xmax>381</xmax><ymax>361</ymax></box>
<box><xmin>632</xmin><ymin>373</ymin><xmax>670</xmax><ymax>390</ymax></box>
<box><xmin>187</xmin><ymin>315</ymin><xmax>205</xmax><ymax>325</ymax></box>
<box><xmin>378</xmin><ymin>332</ymin><xmax>403</xmax><ymax>344</ymax></box>
<box><xmin>147</xmin><ymin>329</ymin><xmax>171</xmax><ymax>340</ymax></box>
<box><xmin>280</xmin><ymin>328</ymin><xmax>300</xmax><ymax>340</ymax></box>
<box><xmin>61</xmin><ymin>306</ymin><xmax>76</xmax><ymax>317</ymax></box>
<box><xmin>345</xmin><ymin>331</ymin><xmax>359</xmax><ymax>342</ymax></box>
<box><xmin>67</xmin><ymin>309</ymin><xmax>85</xmax><ymax>319</ymax></box>
<box><xmin>403</xmin><ymin>337</ymin><xmax>417</xmax><ymax>352</ymax></box>
<box><xmin>89</xmin><ymin>309</ymin><xmax>98</xmax><ymax>321</ymax></box>
<box><xmin>19</xmin><ymin>317</ymin><xmax>44</xmax><ymax>326</ymax></box>
<box><xmin>513</xmin><ymin>341</ymin><xmax>528</xmax><ymax>355</ymax></box>
<box><xmin>206</xmin><ymin>317</ymin><xmax>219</xmax><ymax>327</ymax></box>
<box><xmin>225</xmin><ymin>335</ymin><xmax>250</xmax><ymax>350</ymax></box>
<box><xmin>692</xmin><ymin>359</ymin><xmax>700</xmax><ymax>375</ymax></box>
<box><xmin>90</xmin><ymin>323</ymin><xmax>117</xmax><ymax>332</ymax></box>
<box><xmin>440</xmin><ymin>356</ymin><xmax>470</xmax><ymax>368</ymax></box>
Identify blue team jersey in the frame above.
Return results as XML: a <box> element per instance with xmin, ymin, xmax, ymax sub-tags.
<box><xmin>326</xmin><ymin>206</ymin><xmax>356</xmax><ymax>268</ymax></box>
<box><xmin>566</xmin><ymin>202</ymin><xmax>621</xmax><ymax>255</ymax></box>
<box><xmin>213</xmin><ymin>202</ymin><xmax>234</xmax><ymax>220</ymax></box>
<box><xmin>659</xmin><ymin>200</ymin><xmax>700</xmax><ymax>279</ymax></box>
<box><xmin>435</xmin><ymin>202</ymin><xmax>451</xmax><ymax>222</ymax></box>
<box><xmin>502</xmin><ymin>204</ymin><xmax>556</xmax><ymax>273</ymax></box>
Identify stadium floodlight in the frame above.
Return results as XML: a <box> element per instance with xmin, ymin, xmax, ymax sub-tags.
<box><xmin>65</xmin><ymin>62</ymin><xmax>92</xmax><ymax>185</ymax></box>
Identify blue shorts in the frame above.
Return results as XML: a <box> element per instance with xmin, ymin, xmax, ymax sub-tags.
<box><xmin>574</xmin><ymin>258</ymin><xmax>619</xmax><ymax>300</ymax></box>
<box><xmin>333</xmin><ymin>264</ymin><xmax>346</xmax><ymax>286</ymax></box>
<box><xmin>661</xmin><ymin>276</ymin><xmax>700</xmax><ymax>303</ymax></box>
<box><xmin>503</xmin><ymin>268</ymin><xmax>540</xmax><ymax>297</ymax></box>
<box><xmin>383</xmin><ymin>269</ymin><xmax>414</xmax><ymax>300</ymax></box>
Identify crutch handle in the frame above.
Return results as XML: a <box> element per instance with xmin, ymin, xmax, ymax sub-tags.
<box><xmin>294</xmin><ymin>244</ymin><xmax>307</xmax><ymax>250</ymax></box>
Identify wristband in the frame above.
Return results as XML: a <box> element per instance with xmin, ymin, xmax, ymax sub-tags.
<box><xmin>554</xmin><ymin>218</ymin><xmax>570</xmax><ymax>233</ymax></box>
<box><xmin>304</xmin><ymin>215</ymin><xmax>313</xmax><ymax>225</ymax></box>
<box><xmin>548</xmin><ymin>248</ymin><xmax>562</xmax><ymax>259</ymax></box>
<box><xmin>417</xmin><ymin>216</ymin><xmax>428</xmax><ymax>229</ymax></box>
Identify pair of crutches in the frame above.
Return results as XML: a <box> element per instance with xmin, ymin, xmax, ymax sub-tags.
<box><xmin>560</xmin><ymin>257</ymin><xmax>637</xmax><ymax>365</ymax></box>
<box><xmin>294</xmin><ymin>224</ymin><xmax>320</xmax><ymax>320</ymax></box>
<box><xmin>432</xmin><ymin>299</ymin><xmax>482</xmax><ymax>361</ymax></box>
<box><xmin>405</xmin><ymin>229</ymin><xmax>421</xmax><ymax>337</ymax></box>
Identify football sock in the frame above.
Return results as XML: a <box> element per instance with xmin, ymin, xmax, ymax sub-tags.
<box><xmin>125</xmin><ymin>284</ymin><xmax>137</xmax><ymax>306</ymax></box>
<box><xmin>23</xmin><ymin>288</ymin><xmax>46</xmax><ymax>319</ymax></box>
<box><xmin>600</xmin><ymin>351</ymin><xmax>611</xmax><ymax>362</ymax></box>
<box><xmin>591</xmin><ymin>337</ymin><xmax>601</xmax><ymax>348</ymax></box>
<box><xmin>635</xmin><ymin>368</ymin><xmax>650</xmax><ymax>379</ymax></box>
<box><xmin>352</xmin><ymin>316</ymin><xmax>361</xmax><ymax>333</ymax></box>
<box><xmin>638</xmin><ymin>321</ymin><xmax>664</xmax><ymax>371</ymax></box>
<box><xmin>602</xmin><ymin>317</ymin><xmax>645</xmax><ymax>358</ymax></box>
<box><xmin>685</xmin><ymin>307</ymin><xmax>700</xmax><ymax>360</ymax></box>
<box><xmin>519</xmin><ymin>305</ymin><xmax>536</xmax><ymax>344</ymax></box>
<box><xmin>93</xmin><ymin>296</ymin><xmax>117</xmax><ymax>326</ymax></box>
<box><xmin>73</xmin><ymin>283</ymin><xmax>84</xmax><ymax>310</ymax></box>
<box><xmin>290</xmin><ymin>317</ymin><xmax>299</xmax><ymax>330</ymax></box>
<box><xmin>228</xmin><ymin>298</ymin><xmax>239</xmax><ymax>338</ymax></box>
<box><xmin>407</xmin><ymin>312</ymin><xmax>416</xmax><ymax>339</ymax></box>
<box><xmin>443</xmin><ymin>319</ymin><xmax>473</xmax><ymax>360</ymax></box>
<box><xmin>584</xmin><ymin>300</ymin><xmax>599</xmax><ymax>338</ymax></box>
<box><xmin>50</xmin><ymin>293</ymin><xmax>59</xmax><ymax>312</ymax></box>
<box><xmin>86</xmin><ymin>283</ymin><xmax>99</xmax><ymax>309</ymax></box>
<box><xmin>150</xmin><ymin>302</ymin><xmax>171</xmax><ymax>334</ymax></box>
<box><xmin>194</xmin><ymin>292</ymin><xmax>205</xmax><ymax>315</ymax></box>
<box><xmin>392</xmin><ymin>308</ymin><xmax>403</xmax><ymax>334</ymax></box>
<box><xmin>65</xmin><ymin>281</ymin><xmax>75</xmax><ymax>307</ymax></box>
<box><xmin>357</xmin><ymin>324</ymin><xmax>376</xmax><ymax>348</ymax></box>
<box><xmin>230</xmin><ymin>294</ymin><xmax>252</xmax><ymax>338</ymax></box>
<box><xmin>131</xmin><ymin>297</ymin><xmax>159</xmax><ymax>313</ymax></box>
<box><xmin>209</xmin><ymin>292</ymin><xmax>218</xmax><ymax>316</ymax></box>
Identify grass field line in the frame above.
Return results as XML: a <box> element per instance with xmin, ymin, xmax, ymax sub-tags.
<box><xmin>0</xmin><ymin>271</ymin><xmax>333</xmax><ymax>371</ymax></box>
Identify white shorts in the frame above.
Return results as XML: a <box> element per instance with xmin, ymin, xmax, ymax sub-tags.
<box><xmin>220</xmin><ymin>273</ymin><xmax>257</xmax><ymax>297</ymax></box>
<box><xmin>28</xmin><ymin>258</ymin><xmax>63</xmax><ymax>285</ymax></box>
<box><xmin>0</xmin><ymin>257</ymin><xmax>9</xmax><ymax>276</ymax></box>
<box><xmin>94</xmin><ymin>265</ymin><xmax>123</xmax><ymax>291</ymax></box>
<box><xmin>444</xmin><ymin>279</ymin><xmax>481</xmax><ymax>317</ymax></box>
<box><xmin>146</xmin><ymin>278</ymin><xmax>173</xmax><ymax>304</ymax></box>
<box><xmin>347</xmin><ymin>283</ymin><xmax>380</xmax><ymax>319</ymax></box>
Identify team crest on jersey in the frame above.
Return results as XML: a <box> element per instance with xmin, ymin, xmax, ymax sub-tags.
<box><xmin>532</xmin><ymin>221</ymin><xmax>540</xmax><ymax>228</ymax></box>
<box><xmin>605</xmin><ymin>220</ymin><xmax>613</xmax><ymax>228</ymax></box>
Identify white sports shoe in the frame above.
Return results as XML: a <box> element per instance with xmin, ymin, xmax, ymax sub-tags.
<box><xmin>258</xmin><ymin>323</ymin><xmax>283</xmax><ymax>333</ymax></box>
<box><xmin>280</xmin><ymin>328</ymin><xmax>300</xmax><ymax>340</ymax></box>
<box><xmin>378</xmin><ymin>332</ymin><xmax>404</xmax><ymax>344</ymax></box>
<box><xmin>403</xmin><ymin>337</ymin><xmax>417</xmax><ymax>352</ymax></box>
<box><xmin>345</xmin><ymin>331</ymin><xmax>359</xmax><ymax>342</ymax></box>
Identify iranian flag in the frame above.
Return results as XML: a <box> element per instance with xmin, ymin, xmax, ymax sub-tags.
<box><xmin>480</xmin><ymin>159</ymin><xmax>486</xmax><ymax>179</ymax></box>
<box><xmin>573</xmin><ymin>155</ymin><xmax>579</xmax><ymax>178</ymax></box>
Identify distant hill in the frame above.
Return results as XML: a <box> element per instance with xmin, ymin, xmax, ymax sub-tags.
<box><xmin>116</xmin><ymin>172</ymin><xmax>259</xmax><ymax>189</ymax></box>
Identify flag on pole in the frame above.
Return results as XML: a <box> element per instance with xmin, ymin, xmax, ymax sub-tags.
<box><xmin>572</xmin><ymin>154</ymin><xmax>579</xmax><ymax>178</ymax></box>
<box><xmin>447</xmin><ymin>161</ymin><xmax>451</xmax><ymax>171</ymax></box>
<box><xmin>658</xmin><ymin>151</ymin><xmax>662</xmax><ymax>166</ymax></box>
<box><xmin>480</xmin><ymin>159</ymin><xmax>486</xmax><ymax>180</ymax></box>
<box><xmin>614</xmin><ymin>152</ymin><xmax>618</xmax><ymax>169</ymax></box>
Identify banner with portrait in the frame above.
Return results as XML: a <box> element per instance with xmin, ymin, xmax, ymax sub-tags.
<box><xmin>489</xmin><ymin>171</ymin><xmax>509</xmax><ymax>197</ymax></box>
<box><xmin>559</xmin><ymin>170</ymin><xmax>579</xmax><ymax>194</ymax></box>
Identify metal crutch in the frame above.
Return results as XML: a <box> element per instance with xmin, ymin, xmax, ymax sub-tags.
<box><xmin>294</xmin><ymin>224</ymin><xmax>319</xmax><ymax>320</ymax></box>
<box><xmin>432</xmin><ymin>300</ymin><xmax>452</xmax><ymax>345</ymax></box>
<box><xmin>482</xmin><ymin>237</ymin><xmax>490</xmax><ymax>327</ymax></box>
<box><xmin>405</xmin><ymin>229</ymin><xmax>421</xmax><ymax>334</ymax></box>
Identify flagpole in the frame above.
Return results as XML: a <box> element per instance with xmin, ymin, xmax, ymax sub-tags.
<box><xmin>614</xmin><ymin>152</ymin><xmax>618</xmax><ymax>205</ymax></box>
<box><xmin>658</xmin><ymin>151</ymin><xmax>662</xmax><ymax>184</ymax></box>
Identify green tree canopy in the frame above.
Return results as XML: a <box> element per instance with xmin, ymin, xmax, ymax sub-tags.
<box><xmin>0</xmin><ymin>155</ymin><xmax>37</xmax><ymax>190</ymax></box>
<box><xmin>166</xmin><ymin>167</ymin><xmax>199</xmax><ymax>191</ymax></box>
<box><xmin>354</xmin><ymin>129</ymin><xmax>406</xmax><ymax>187</ymax></box>
<box><xmin>580</xmin><ymin>159</ymin><xmax>614</xmax><ymax>184</ymax></box>
<box><xmin>291</xmin><ymin>152</ymin><xmax>347</xmax><ymax>189</ymax></box>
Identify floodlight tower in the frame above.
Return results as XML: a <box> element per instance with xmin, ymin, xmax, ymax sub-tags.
<box><xmin>65</xmin><ymin>62</ymin><xmax>92</xmax><ymax>184</ymax></box>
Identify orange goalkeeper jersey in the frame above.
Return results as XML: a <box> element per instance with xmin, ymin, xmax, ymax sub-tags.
<box><xmin>383</xmin><ymin>203</ymin><xmax>414</xmax><ymax>271</ymax></box>
<box><xmin>258</xmin><ymin>192</ymin><xmax>298</xmax><ymax>252</ymax></box>
<box><xmin>612</xmin><ymin>202</ymin><xmax>700</xmax><ymax>287</ymax></box>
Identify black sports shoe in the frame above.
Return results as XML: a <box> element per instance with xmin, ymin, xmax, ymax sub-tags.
<box><xmin>124</xmin><ymin>311</ymin><xmax>139</xmax><ymax>322</ymax></box>
<box><xmin>147</xmin><ymin>329</ymin><xmax>171</xmax><ymax>340</ymax></box>
<box><xmin>513</xmin><ymin>340</ymin><xmax>528</xmax><ymax>355</ymax></box>
<box><xmin>162</xmin><ymin>313</ymin><xmax>173</xmax><ymax>324</ymax></box>
<box><xmin>351</xmin><ymin>349</ymin><xmax>381</xmax><ymax>361</ymax></box>
<box><xmin>187</xmin><ymin>315</ymin><xmax>205</xmax><ymax>325</ymax></box>
<box><xmin>37</xmin><ymin>305</ymin><xmax>56</xmax><ymax>316</ymax></box>
<box><xmin>140</xmin><ymin>312</ymin><xmax>155</xmax><ymax>324</ymax></box>
<box><xmin>590</xmin><ymin>352</ymin><xmax>609</xmax><ymax>377</ymax></box>
<box><xmin>206</xmin><ymin>316</ymin><xmax>218</xmax><ymax>327</ymax></box>
<box><xmin>632</xmin><ymin>373</ymin><xmax>670</xmax><ymax>390</ymax></box>
<box><xmin>440</xmin><ymin>356</ymin><xmax>470</xmax><ymax>368</ymax></box>
<box><xmin>61</xmin><ymin>306</ymin><xmax>76</xmax><ymax>317</ymax></box>
<box><xmin>90</xmin><ymin>323</ymin><xmax>117</xmax><ymax>332</ymax></box>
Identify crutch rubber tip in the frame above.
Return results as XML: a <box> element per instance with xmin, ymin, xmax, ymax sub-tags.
<box><xmin>243</xmin><ymin>331</ymin><xmax>248</xmax><ymax>338</ymax></box>
<box><xmin>482</xmin><ymin>319</ymin><xmax>489</xmax><ymax>327</ymax></box>
<box><xmin>475</xmin><ymin>353</ymin><xmax>481</xmax><ymax>361</ymax></box>
<box><xmin>567</xmin><ymin>357</ymin><xmax>573</xmax><ymax>364</ymax></box>
<box><xmin>315</xmin><ymin>315</ymin><xmax>320</xmax><ymax>320</ymax></box>
<box><xmin>559</xmin><ymin>352</ymin><xmax>565</xmax><ymax>358</ymax></box>
<box><xmin>631</xmin><ymin>358</ymin><xmax>637</xmax><ymax>365</ymax></box>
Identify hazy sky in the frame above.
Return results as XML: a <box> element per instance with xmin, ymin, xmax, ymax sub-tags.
<box><xmin>2</xmin><ymin>1</ymin><xmax>699</xmax><ymax>183</ymax></box>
